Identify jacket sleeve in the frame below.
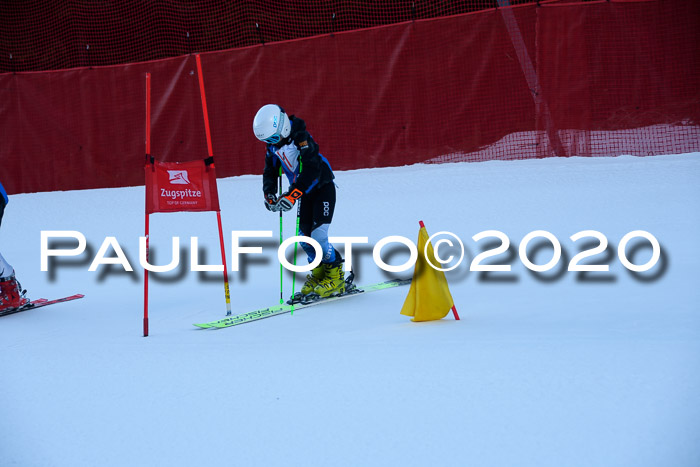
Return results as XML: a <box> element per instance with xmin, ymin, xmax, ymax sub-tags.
<box><xmin>0</xmin><ymin>180</ymin><xmax>7</xmax><ymax>207</ymax></box>
<box><xmin>262</xmin><ymin>148</ymin><xmax>280</xmax><ymax>195</ymax></box>
<box><xmin>289</xmin><ymin>131</ymin><xmax>321</xmax><ymax>194</ymax></box>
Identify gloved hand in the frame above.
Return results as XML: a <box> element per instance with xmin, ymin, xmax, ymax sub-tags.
<box><xmin>264</xmin><ymin>193</ymin><xmax>279</xmax><ymax>211</ymax></box>
<box><xmin>275</xmin><ymin>188</ymin><xmax>303</xmax><ymax>212</ymax></box>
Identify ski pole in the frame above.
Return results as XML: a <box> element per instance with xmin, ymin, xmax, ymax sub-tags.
<box><xmin>290</xmin><ymin>161</ymin><xmax>302</xmax><ymax>315</ymax></box>
<box><xmin>290</xmin><ymin>199</ymin><xmax>301</xmax><ymax>315</ymax></box>
<box><xmin>278</xmin><ymin>167</ymin><xmax>283</xmax><ymax>304</ymax></box>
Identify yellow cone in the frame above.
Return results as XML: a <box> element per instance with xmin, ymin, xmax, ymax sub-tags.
<box><xmin>401</xmin><ymin>222</ymin><xmax>455</xmax><ymax>322</ymax></box>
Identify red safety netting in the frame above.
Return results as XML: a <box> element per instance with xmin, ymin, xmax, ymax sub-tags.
<box><xmin>429</xmin><ymin>0</ymin><xmax>700</xmax><ymax>163</ymax></box>
<box><xmin>0</xmin><ymin>0</ymin><xmax>537</xmax><ymax>73</ymax></box>
<box><xmin>0</xmin><ymin>0</ymin><xmax>698</xmax><ymax>195</ymax></box>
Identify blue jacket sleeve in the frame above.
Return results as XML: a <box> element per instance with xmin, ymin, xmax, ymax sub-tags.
<box><xmin>0</xmin><ymin>180</ymin><xmax>8</xmax><ymax>206</ymax></box>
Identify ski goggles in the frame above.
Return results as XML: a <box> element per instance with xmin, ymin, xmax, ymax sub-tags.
<box><xmin>263</xmin><ymin>133</ymin><xmax>282</xmax><ymax>145</ymax></box>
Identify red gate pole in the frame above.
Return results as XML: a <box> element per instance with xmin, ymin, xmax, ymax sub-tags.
<box><xmin>216</xmin><ymin>211</ymin><xmax>232</xmax><ymax>315</ymax></box>
<box><xmin>196</xmin><ymin>54</ymin><xmax>232</xmax><ymax>315</ymax></box>
<box><xmin>143</xmin><ymin>72</ymin><xmax>151</xmax><ymax>336</ymax></box>
<box><xmin>144</xmin><ymin>213</ymin><xmax>150</xmax><ymax>336</ymax></box>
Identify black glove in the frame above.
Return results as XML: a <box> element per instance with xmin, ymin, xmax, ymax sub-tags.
<box><xmin>264</xmin><ymin>193</ymin><xmax>279</xmax><ymax>212</ymax></box>
<box><xmin>275</xmin><ymin>188</ymin><xmax>303</xmax><ymax>212</ymax></box>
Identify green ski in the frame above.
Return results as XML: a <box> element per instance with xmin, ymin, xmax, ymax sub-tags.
<box><xmin>194</xmin><ymin>278</ymin><xmax>411</xmax><ymax>329</ymax></box>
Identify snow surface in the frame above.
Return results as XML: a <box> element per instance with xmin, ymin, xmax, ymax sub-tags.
<box><xmin>1</xmin><ymin>153</ymin><xmax>700</xmax><ymax>467</ymax></box>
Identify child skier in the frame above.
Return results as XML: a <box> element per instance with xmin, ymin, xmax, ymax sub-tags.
<box><xmin>253</xmin><ymin>104</ymin><xmax>345</xmax><ymax>299</ymax></box>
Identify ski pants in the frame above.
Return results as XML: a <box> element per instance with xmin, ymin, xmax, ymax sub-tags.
<box><xmin>298</xmin><ymin>182</ymin><xmax>339</xmax><ymax>264</ymax></box>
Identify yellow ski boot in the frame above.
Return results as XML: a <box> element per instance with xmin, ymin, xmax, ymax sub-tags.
<box><xmin>301</xmin><ymin>262</ymin><xmax>325</xmax><ymax>296</ymax></box>
<box><xmin>313</xmin><ymin>260</ymin><xmax>345</xmax><ymax>298</ymax></box>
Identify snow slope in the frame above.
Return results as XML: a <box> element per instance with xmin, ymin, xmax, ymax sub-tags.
<box><xmin>1</xmin><ymin>153</ymin><xmax>699</xmax><ymax>467</ymax></box>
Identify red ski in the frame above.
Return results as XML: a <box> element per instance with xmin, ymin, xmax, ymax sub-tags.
<box><xmin>0</xmin><ymin>294</ymin><xmax>84</xmax><ymax>318</ymax></box>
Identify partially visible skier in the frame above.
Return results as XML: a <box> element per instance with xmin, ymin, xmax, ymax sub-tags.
<box><xmin>0</xmin><ymin>180</ymin><xmax>30</xmax><ymax>311</ymax></box>
<box><xmin>252</xmin><ymin>104</ymin><xmax>345</xmax><ymax>299</ymax></box>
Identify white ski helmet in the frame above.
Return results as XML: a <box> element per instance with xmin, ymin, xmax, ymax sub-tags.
<box><xmin>253</xmin><ymin>104</ymin><xmax>291</xmax><ymax>145</ymax></box>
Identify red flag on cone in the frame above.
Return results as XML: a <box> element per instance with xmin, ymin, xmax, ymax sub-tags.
<box><xmin>401</xmin><ymin>221</ymin><xmax>460</xmax><ymax>322</ymax></box>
